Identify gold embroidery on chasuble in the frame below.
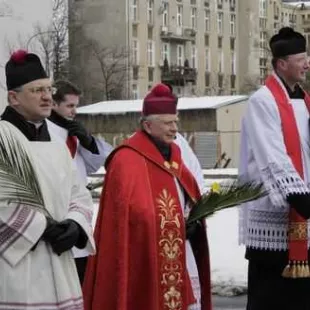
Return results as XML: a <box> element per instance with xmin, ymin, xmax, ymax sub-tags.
<box><xmin>157</xmin><ymin>189</ymin><xmax>185</xmax><ymax>310</ymax></box>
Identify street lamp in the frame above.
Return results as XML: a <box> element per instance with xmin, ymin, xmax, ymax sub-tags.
<box><xmin>290</xmin><ymin>2</ymin><xmax>306</xmax><ymax>28</ymax></box>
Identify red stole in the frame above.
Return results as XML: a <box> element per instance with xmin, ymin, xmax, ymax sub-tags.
<box><xmin>66</xmin><ymin>135</ymin><xmax>77</xmax><ymax>158</ymax></box>
<box><xmin>265</xmin><ymin>75</ymin><xmax>310</xmax><ymax>277</ymax></box>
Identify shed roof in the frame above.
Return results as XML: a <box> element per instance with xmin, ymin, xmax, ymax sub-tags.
<box><xmin>77</xmin><ymin>95</ymin><xmax>248</xmax><ymax>115</ymax></box>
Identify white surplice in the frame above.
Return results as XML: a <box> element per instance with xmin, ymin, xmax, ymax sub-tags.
<box><xmin>239</xmin><ymin>73</ymin><xmax>310</xmax><ymax>251</ymax></box>
<box><xmin>175</xmin><ymin>133</ymin><xmax>205</xmax><ymax>310</ymax></box>
<box><xmin>0</xmin><ymin>121</ymin><xmax>95</xmax><ymax>310</ymax></box>
<box><xmin>47</xmin><ymin>119</ymin><xmax>113</xmax><ymax>186</ymax></box>
<box><xmin>47</xmin><ymin>119</ymin><xmax>112</xmax><ymax>258</ymax></box>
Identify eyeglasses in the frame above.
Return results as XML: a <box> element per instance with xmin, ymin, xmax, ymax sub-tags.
<box><xmin>27</xmin><ymin>86</ymin><xmax>57</xmax><ymax>95</ymax></box>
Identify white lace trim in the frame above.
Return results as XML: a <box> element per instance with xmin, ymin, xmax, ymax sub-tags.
<box><xmin>188</xmin><ymin>276</ymin><xmax>201</xmax><ymax>310</ymax></box>
<box><xmin>239</xmin><ymin>205</ymin><xmax>310</xmax><ymax>250</ymax></box>
<box><xmin>261</xmin><ymin>162</ymin><xmax>309</xmax><ymax>208</ymax></box>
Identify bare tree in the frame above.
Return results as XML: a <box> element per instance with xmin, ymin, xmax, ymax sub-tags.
<box><xmin>86</xmin><ymin>40</ymin><xmax>130</xmax><ymax>101</ymax></box>
<box><xmin>25</xmin><ymin>0</ymin><xmax>68</xmax><ymax>79</ymax></box>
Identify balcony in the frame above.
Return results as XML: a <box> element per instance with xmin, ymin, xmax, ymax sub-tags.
<box><xmin>302</xmin><ymin>19</ymin><xmax>310</xmax><ymax>27</ymax></box>
<box><xmin>160</xmin><ymin>26</ymin><xmax>196</xmax><ymax>42</ymax></box>
<box><xmin>160</xmin><ymin>60</ymin><xmax>197</xmax><ymax>86</ymax></box>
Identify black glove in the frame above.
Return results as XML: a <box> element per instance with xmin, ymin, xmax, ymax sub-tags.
<box><xmin>49</xmin><ymin>219</ymin><xmax>87</xmax><ymax>255</ymax></box>
<box><xmin>32</xmin><ymin>217</ymin><xmax>66</xmax><ymax>251</ymax></box>
<box><xmin>67</xmin><ymin>121</ymin><xmax>97</xmax><ymax>152</ymax></box>
<box><xmin>286</xmin><ymin>193</ymin><xmax>310</xmax><ymax>219</ymax></box>
<box><xmin>185</xmin><ymin>220</ymin><xmax>202</xmax><ymax>240</ymax></box>
<box><xmin>41</xmin><ymin>217</ymin><xmax>67</xmax><ymax>243</ymax></box>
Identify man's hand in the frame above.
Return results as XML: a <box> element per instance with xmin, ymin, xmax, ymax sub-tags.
<box><xmin>186</xmin><ymin>220</ymin><xmax>203</xmax><ymax>240</ymax></box>
<box><xmin>286</xmin><ymin>193</ymin><xmax>310</xmax><ymax>219</ymax></box>
<box><xmin>67</xmin><ymin>121</ymin><xmax>93</xmax><ymax>150</ymax></box>
<box><xmin>49</xmin><ymin>219</ymin><xmax>84</xmax><ymax>255</ymax></box>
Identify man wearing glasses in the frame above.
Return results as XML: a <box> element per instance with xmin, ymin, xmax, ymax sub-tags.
<box><xmin>0</xmin><ymin>50</ymin><xmax>95</xmax><ymax>310</ymax></box>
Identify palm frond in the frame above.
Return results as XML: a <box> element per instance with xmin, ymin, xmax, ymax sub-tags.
<box><xmin>186</xmin><ymin>181</ymin><xmax>266</xmax><ymax>224</ymax></box>
<box><xmin>0</xmin><ymin>124</ymin><xmax>50</xmax><ymax>217</ymax></box>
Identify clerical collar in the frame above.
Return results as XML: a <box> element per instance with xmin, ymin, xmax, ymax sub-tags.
<box><xmin>1</xmin><ymin>106</ymin><xmax>50</xmax><ymax>141</ymax></box>
<box><xmin>28</xmin><ymin>120</ymin><xmax>43</xmax><ymax>129</ymax></box>
<box><xmin>278</xmin><ymin>75</ymin><xmax>304</xmax><ymax>99</ymax></box>
<box><xmin>48</xmin><ymin>110</ymin><xmax>72</xmax><ymax>129</ymax></box>
<box><xmin>143</xmin><ymin>130</ymin><xmax>171</xmax><ymax>161</ymax></box>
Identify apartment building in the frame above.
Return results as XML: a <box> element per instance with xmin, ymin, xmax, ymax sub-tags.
<box><xmin>257</xmin><ymin>0</ymin><xmax>310</xmax><ymax>85</ymax></box>
<box><xmin>69</xmin><ymin>0</ymin><xmax>239</xmax><ymax>103</ymax></box>
<box><xmin>68</xmin><ymin>0</ymin><xmax>310</xmax><ymax>104</ymax></box>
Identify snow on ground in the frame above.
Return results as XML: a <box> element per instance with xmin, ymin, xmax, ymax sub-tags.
<box><xmin>88</xmin><ymin>168</ymin><xmax>248</xmax><ymax>296</ymax></box>
<box><xmin>208</xmin><ymin>208</ymin><xmax>247</xmax><ymax>296</ymax></box>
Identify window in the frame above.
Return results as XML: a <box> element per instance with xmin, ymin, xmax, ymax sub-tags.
<box><xmin>259</xmin><ymin>0</ymin><xmax>266</xmax><ymax>18</ymax></box>
<box><xmin>205</xmin><ymin>73</ymin><xmax>210</xmax><ymax>87</ymax></box>
<box><xmin>218</xmin><ymin>50</ymin><xmax>224</xmax><ymax>73</ymax></box>
<box><xmin>205</xmin><ymin>48</ymin><xmax>210</xmax><ymax>72</ymax></box>
<box><xmin>229</xmin><ymin>0</ymin><xmax>236</xmax><ymax>10</ymax></box>
<box><xmin>191</xmin><ymin>45</ymin><xmax>197</xmax><ymax>68</ymax></box>
<box><xmin>260</xmin><ymin>68</ymin><xmax>267</xmax><ymax>79</ymax></box>
<box><xmin>218</xmin><ymin>36</ymin><xmax>222</xmax><ymax>48</ymax></box>
<box><xmin>147</xmin><ymin>40</ymin><xmax>155</xmax><ymax>67</ymax></box>
<box><xmin>148</xmin><ymin>27</ymin><xmax>153</xmax><ymax>39</ymax></box>
<box><xmin>205</xmin><ymin>10</ymin><xmax>210</xmax><ymax>32</ymax></box>
<box><xmin>177</xmin><ymin>5</ymin><xmax>183</xmax><ymax>27</ymax></box>
<box><xmin>132</xmin><ymin>84</ymin><xmax>139</xmax><ymax>99</ymax></box>
<box><xmin>163</xmin><ymin>2</ymin><xmax>169</xmax><ymax>27</ymax></box>
<box><xmin>259</xmin><ymin>31</ymin><xmax>267</xmax><ymax>57</ymax></box>
<box><xmin>218</xmin><ymin>74</ymin><xmax>223</xmax><ymax>88</ymax></box>
<box><xmin>147</xmin><ymin>0</ymin><xmax>153</xmax><ymax>24</ymax></box>
<box><xmin>148</xmin><ymin>67</ymin><xmax>154</xmax><ymax>82</ymax></box>
<box><xmin>191</xmin><ymin>7</ymin><xmax>197</xmax><ymax>29</ymax></box>
<box><xmin>230</xmin><ymin>37</ymin><xmax>235</xmax><ymax>50</ymax></box>
<box><xmin>217</xmin><ymin>0</ymin><xmax>223</xmax><ymax>10</ymax></box>
<box><xmin>231</xmin><ymin>74</ymin><xmax>236</xmax><ymax>89</ymax></box>
<box><xmin>132</xmin><ymin>24</ymin><xmax>138</xmax><ymax>37</ymax></box>
<box><xmin>231</xmin><ymin>51</ymin><xmax>236</xmax><ymax>75</ymax></box>
<box><xmin>132</xmin><ymin>39</ymin><xmax>139</xmax><ymax>65</ymax></box>
<box><xmin>230</xmin><ymin>14</ymin><xmax>236</xmax><ymax>36</ymax></box>
<box><xmin>177</xmin><ymin>45</ymin><xmax>184</xmax><ymax>66</ymax></box>
<box><xmin>205</xmin><ymin>34</ymin><xmax>209</xmax><ymax>46</ymax></box>
<box><xmin>161</xmin><ymin>42</ymin><xmax>170</xmax><ymax>64</ymax></box>
<box><xmin>217</xmin><ymin>12</ymin><xmax>223</xmax><ymax>34</ymax></box>
<box><xmin>259</xmin><ymin>18</ymin><xmax>266</xmax><ymax>29</ymax></box>
<box><xmin>133</xmin><ymin>67</ymin><xmax>139</xmax><ymax>80</ymax></box>
<box><xmin>132</xmin><ymin>0</ymin><xmax>138</xmax><ymax>21</ymax></box>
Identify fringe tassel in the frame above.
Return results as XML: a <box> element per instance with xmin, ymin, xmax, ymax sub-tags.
<box><xmin>282</xmin><ymin>261</ymin><xmax>310</xmax><ymax>278</ymax></box>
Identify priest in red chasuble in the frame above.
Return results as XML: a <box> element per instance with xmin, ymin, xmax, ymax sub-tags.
<box><xmin>83</xmin><ymin>83</ymin><xmax>212</xmax><ymax>310</ymax></box>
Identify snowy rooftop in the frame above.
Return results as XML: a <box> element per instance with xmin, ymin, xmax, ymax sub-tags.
<box><xmin>77</xmin><ymin>95</ymin><xmax>248</xmax><ymax>115</ymax></box>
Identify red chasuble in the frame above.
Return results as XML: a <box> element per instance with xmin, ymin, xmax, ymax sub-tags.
<box><xmin>83</xmin><ymin>131</ymin><xmax>211</xmax><ymax>310</ymax></box>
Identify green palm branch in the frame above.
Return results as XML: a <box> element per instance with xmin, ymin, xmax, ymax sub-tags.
<box><xmin>0</xmin><ymin>127</ymin><xmax>50</xmax><ymax>217</ymax></box>
<box><xmin>187</xmin><ymin>181</ymin><xmax>265</xmax><ymax>225</ymax></box>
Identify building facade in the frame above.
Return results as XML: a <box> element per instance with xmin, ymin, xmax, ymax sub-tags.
<box><xmin>68</xmin><ymin>0</ymin><xmax>310</xmax><ymax>104</ymax></box>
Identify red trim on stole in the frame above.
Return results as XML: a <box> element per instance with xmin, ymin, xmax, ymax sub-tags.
<box><xmin>66</xmin><ymin>135</ymin><xmax>77</xmax><ymax>158</ymax></box>
<box><xmin>265</xmin><ymin>75</ymin><xmax>310</xmax><ymax>262</ymax></box>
